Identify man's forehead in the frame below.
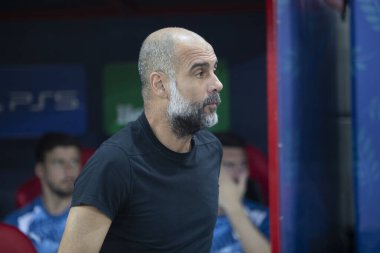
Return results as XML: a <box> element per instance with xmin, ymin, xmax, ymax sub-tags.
<box><xmin>176</xmin><ymin>44</ymin><xmax>217</xmax><ymax>69</ymax></box>
<box><xmin>46</xmin><ymin>146</ymin><xmax>80</xmax><ymax>156</ymax></box>
<box><xmin>223</xmin><ymin>146</ymin><xmax>247</xmax><ymax>158</ymax></box>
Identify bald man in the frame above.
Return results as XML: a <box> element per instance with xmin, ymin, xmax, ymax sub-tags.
<box><xmin>58</xmin><ymin>27</ymin><xmax>223</xmax><ymax>253</ymax></box>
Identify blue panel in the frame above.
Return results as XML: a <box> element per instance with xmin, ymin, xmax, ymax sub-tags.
<box><xmin>276</xmin><ymin>1</ymin><xmax>298</xmax><ymax>252</ymax></box>
<box><xmin>276</xmin><ymin>1</ymin><xmax>342</xmax><ymax>252</ymax></box>
<box><xmin>0</xmin><ymin>65</ymin><xmax>87</xmax><ymax>138</ymax></box>
<box><xmin>351</xmin><ymin>0</ymin><xmax>380</xmax><ymax>252</ymax></box>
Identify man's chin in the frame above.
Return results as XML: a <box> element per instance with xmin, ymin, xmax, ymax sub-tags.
<box><xmin>55</xmin><ymin>187</ymin><xmax>74</xmax><ymax>197</ymax></box>
<box><xmin>54</xmin><ymin>191</ymin><xmax>73</xmax><ymax>198</ymax></box>
<box><xmin>201</xmin><ymin>113</ymin><xmax>218</xmax><ymax>128</ymax></box>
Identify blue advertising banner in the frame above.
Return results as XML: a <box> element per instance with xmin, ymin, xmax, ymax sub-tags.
<box><xmin>351</xmin><ymin>1</ymin><xmax>380</xmax><ymax>252</ymax></box>
<box><xmin>0</xmin><ymin>65</ymin><xmax>87</xmax><ymax>138</ymax></box>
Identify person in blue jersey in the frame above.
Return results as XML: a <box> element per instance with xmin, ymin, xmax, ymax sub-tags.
<box><xmin>212</xmin><ymin>133</ymin><xmax>271</xmax><ymax>253</ymax></box>
<box><xmin>4</xmin><ymin>133</ymin><xmax>82</xmax><ymax>253</ymax></box>
<box><xmin>58</xmin><ymin>27</ymin><xmax>223</xmax><ymax>253</ymax></box>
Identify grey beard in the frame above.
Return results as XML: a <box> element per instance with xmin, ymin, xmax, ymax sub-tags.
<box><xmin>47</xmin><ymin>181</ymin><xmax>73</xmax><ymax>198</ymax></box>
<box><xmin>166</xmin><ymin>80</ymin><xmax>221</xmax><ymax>138</ymax></box>
<box><xmin>169</xmin><ymin>106</ymin><xmax>204</xmax><ymax>138</ymax></box>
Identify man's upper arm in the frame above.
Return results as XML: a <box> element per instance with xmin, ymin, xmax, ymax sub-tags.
<box><xmin>58</xmin><ymin>206</ymin><xmax>112</xmax><ymax>253</ymax></box>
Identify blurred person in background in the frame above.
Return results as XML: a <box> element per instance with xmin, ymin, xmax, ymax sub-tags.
<box><xmin>212</xmin><ymin>132</ymin><xmax>270</xmax><ymax>253</ymax></box>
<box><xmin>4</xmin><ymin>132</ymin><xmax>82</xmax><ymax>253</ymax></box>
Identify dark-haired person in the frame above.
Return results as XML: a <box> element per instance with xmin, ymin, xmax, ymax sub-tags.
<box><xmin>211</xmin><ymin>132</ymin><xmax>270</xmax><ymax>253</ymax></box>
<box><xmin>4</xmin><ymin>133</ymin><xmax>82</xmax><ymax>253</ymax></box>
<box><xmin>58</xmin><ymin>27</ymin><xmax>223</xmax><ymax>253</ymax></box>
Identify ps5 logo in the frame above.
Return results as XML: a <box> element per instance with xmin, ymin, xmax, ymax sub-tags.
<box><xmin>0</xmin><ymin>90</ymin><xmax>80</xmax><ymax>113</ymax></box>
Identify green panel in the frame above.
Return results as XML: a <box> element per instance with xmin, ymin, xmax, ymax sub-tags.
<box><xmin>103</xmin><ymin>60</ymin><xmax>230</xmax><ymax>135</ymax></box>
<box><xmin>103</xmin><ymin>63</ymin><xmax>143</xmax><ymax>135</ymax></box>
<box><xmin>209</xmin><ymin>60</ymin><xmax>230</xmax><ymax>133</ymax></box>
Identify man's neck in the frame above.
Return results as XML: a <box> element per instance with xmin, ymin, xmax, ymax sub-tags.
<box><xmin>42</xmin><ymin>191</ymin><xmax>71</xmax><ymax>215</ymax></box>
<box><xmin>145</xmin><ymin>109</ymin><xmax>193</xmax><ymax>153</ymax></box>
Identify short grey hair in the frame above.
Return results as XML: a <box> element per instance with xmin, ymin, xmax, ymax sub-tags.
<box><xmin>138</xmin><ymin>33</ymin><xmax>176</xmax><ymax>101</ymax></box>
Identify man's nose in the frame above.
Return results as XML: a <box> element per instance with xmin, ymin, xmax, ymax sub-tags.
<box><xmin>208</xmin><ymin>73</ymin><xmax>223</xmax><ymax>93</ymax></box>
<box><xmin>63</xmin><ymin>161</ymin><xmax>80</xmax><ymax>173</ymax></box>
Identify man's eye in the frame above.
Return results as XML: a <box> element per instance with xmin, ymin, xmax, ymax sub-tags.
<box><xmin>222</xmin><ymin>162</ymin><xmax>235</xmax><ymax>169</ymax></box>
<box><xmin>196</xmin><ymin>71</ymin><xmax>204</xmax><ymax>78</ymax></box>
<box><xmin>52</xmin><ymin>160</ymin><xmax>64</xmax><ymax>166</ymax></box>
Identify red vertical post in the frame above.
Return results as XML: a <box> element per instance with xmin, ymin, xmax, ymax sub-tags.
<box><xmin>266</xmin><ymin>0</ymin><xmax>281</xmax><ymax>253</ymax></box>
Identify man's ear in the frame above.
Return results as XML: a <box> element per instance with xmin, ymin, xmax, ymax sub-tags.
<box><xmin>149</xmin><ymin>71</ymin><xmax>169</xmax><ymax>98</ymax></box>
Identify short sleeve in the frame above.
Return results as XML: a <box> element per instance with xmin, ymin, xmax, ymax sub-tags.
<box><xmin>72</xmin><ymin>144</ymin><xmax>131</xmax><ymax>220</ymax></box>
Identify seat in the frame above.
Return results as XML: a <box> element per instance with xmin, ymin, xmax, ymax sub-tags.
<box><xmin>15</xmin><ymin>176</ymin><xmax>41</xmax><ymax>209</ymax></box>
<box><xmin>0</xmin><ymin>223</ymin><xmax>37</xmax><ymax>253</ymax></box>
<box><xmin>15</xmin><ymin>147</ymin><xmax>95</xmax><ymax>208</ymax></box>
<box><xmin>246</xmin><ymin>145</ymin><xmax>269</xmax><ymax>204</ymax></box>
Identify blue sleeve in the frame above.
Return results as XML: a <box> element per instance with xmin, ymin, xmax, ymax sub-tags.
<box><xmin>2</xmin><ymin>199</ymin><xmax>38</xmax><ymax>228</ymax></box>
<box><xmin>245</xmin><ymin>200</ymin><xmax>270</xmax><ymax>239</ymax></box>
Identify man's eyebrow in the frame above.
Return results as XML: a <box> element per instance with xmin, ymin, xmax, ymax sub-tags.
<box><xmin>189</xmin><ymin>60</ymin><xmax>218</xmax><ymax>71</ymax></box>
<box><xmin>190</xmin><ymin>62</ymin><xmax>210</xmax><ymax>71</ymax></box>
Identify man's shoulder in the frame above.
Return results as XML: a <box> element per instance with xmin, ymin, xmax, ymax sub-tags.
<box><xmin>100</xmin><ymin>118</ymin><xmax>145</xmax><ymax>156</ymax></box>
<box><xmin>3</xmin><ymin>197</ymin><xmax>42</xmax><ymax>225</ymax></box>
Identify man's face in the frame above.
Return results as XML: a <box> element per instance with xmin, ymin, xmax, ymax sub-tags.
<box><xmin>166</xmin><ymin>38</ymin><xmax>223</xmax><ymax>137</ymax></box>
<box><xmin>221</xmin><ymin>146</ymin><xmax>249</xmax><ymax>184</ymax></box>
<box><xmin>38</xmin><ymin>146</ymin><xmax>81</xmax><ymax>198</ymax></box>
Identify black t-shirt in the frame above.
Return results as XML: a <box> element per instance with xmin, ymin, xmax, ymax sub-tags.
<box><xmin>72</xmin><ymin>113</ymin><xmax>222</xmax><ymax>253</ymax></box>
